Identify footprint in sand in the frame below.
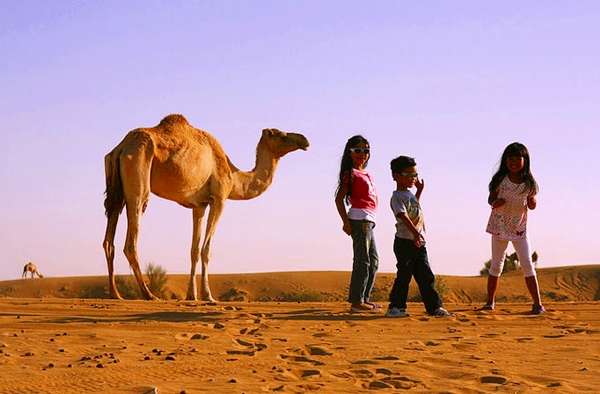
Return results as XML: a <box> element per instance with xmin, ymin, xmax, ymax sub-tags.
<box><xmin>300</xmin><ymin>369</ymin><xmax>321</xmax><ymax>378</ymax></box>
<box><xmin>516</xmin><ymin>337</ymin><xmax>534</xmax><ymax>342</ymax></box>
<box><xmin>239</xmin><ymin>327</ymin><xmax>260</xmax><ymax>336</ymax></box>
<box><xmin>480</xmin><ymin>375</ymin><xmax>508</xmax><ymax>384</ymax></box>
<box><xmin>225</xmin><ymin>349</ymin><xmax>255</xmax><ymax>356</ymax></box>
<box><xmin>305</xmin><ymin>344</ymin><xmax>333</xmax><ymax>356</ymax></box>
<box><xmin>175</xmin><ymin>333</ymin><xmax>209</xmax><ymax>341</ymax></box>
<box><xmin>350</xmin><ymin>368</ymin><xmax>421</xmax><ymax>390</ymax></box>
<box><xmin>279</xmin><ymin>354</ymin><xmax>324</xmax><ymax>366</ymax></box>
<box><xmin>479</xmin><ymin>333</ymin><xmax>501</xmax><ymax>338</ymax></box>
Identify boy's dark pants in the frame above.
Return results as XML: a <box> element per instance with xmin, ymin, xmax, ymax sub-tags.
<box><xmin>389</xmin><ymin>237</ymin><xmax>442</xmax><ymax>314</ymax></box>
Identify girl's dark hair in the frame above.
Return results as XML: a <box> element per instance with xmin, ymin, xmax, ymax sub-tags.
<box><xmin>335</xmin><ymin>135</ymin><xmax>370</xmax><ymax>205</ymax></box>
<box><xmin>489</xmin><ymin>142</ymin><xmax>538</xmax><ymax>195</ymax></box>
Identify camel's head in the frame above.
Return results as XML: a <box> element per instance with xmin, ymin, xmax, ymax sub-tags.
<box><xmin>262</xmin><ymin>128</ymin><xmax>310</xmax><ymax>157</ymax></box>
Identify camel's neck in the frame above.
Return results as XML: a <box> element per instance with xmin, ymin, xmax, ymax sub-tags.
<box><xmin>228</xmin><ymin>141</ymin><xmax>280</xmax><ymax>200</ymax></box>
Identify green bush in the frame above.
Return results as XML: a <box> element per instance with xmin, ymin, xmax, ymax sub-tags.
<box><xmin>275</xmin><ymin>291</ymin><xmax>325</xmax><ymax>302</ymax></box>
<box><xmin>219</xmin><ymin>287</ymin><xmax>248</xmax><ymax>301</ymax></box>
<box><xmin>115</xmin><ymin>275</ymin><xmax>142</xmax><ymax>299</ymax></box>
<box><xmin>145</xmin><ymin>262</ymin><xmax>169</xmax><ymax>299</ymax></box>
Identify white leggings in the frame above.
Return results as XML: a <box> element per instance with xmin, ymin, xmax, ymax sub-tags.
<box><xmin>490</xmin><ymin>236</ymin><xmax>536</xmax><ymax>277</ymax></box>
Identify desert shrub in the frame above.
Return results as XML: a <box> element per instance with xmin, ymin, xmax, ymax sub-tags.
<box><xmin>0</xmin><ymin>286</ymin><xmax>15</xmax><ymax>296</ymax></box>
<box><xmin>276</xmin><ymin>291</ymin><xmax>325</xmax><ymax>302</ymax></box>
<box><xmin>368</xmin><ymin>286</ymin><xmax>387</xmax><ymax>302</ymax></box>
<box><xmin>83</xmin><ymin>285</ymin><xmax>108</xmax><ymax>299</ymax></box>
<box><xmin>219</xmin><ymin>287</ymin><xmax>248</xmax><ymax>301</ymax></box>
<box><xmin>513</xmin><ymin>294</ymin><xmax>529</xmax><ymax>302</ymax></box>
<box><xmin>543</xmin><ymin>291</ymin><xmax>568</xmax><ymax>302</ymax></box>
<box><xmin>435</xmin><ymin>276</ymin><xmax>449</xmax><ymax>296</ymax></box>
<box><xmin>406</xmin><ymin>276</ymin><xmax>449</xmax><ymax>303</ymax></box>
<box><xmin>115</xmin><ymin>275</ymin><xmax>142</xmax><ymax>299</ymax></box>
<box><xmin>145</xmin><ymin>262</ymin><xmax>169</xmax><ymax>299</ymax></box>
<box><xmin>408</xmin><ymin>292</ymin><xmax>422</xmax><ymax>303</ymax></box>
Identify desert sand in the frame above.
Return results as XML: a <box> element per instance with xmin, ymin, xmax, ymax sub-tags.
<box><xmin>1</xmin><ymin>265</ymin><xmax>599</xmax><ymax>393</ymax></box>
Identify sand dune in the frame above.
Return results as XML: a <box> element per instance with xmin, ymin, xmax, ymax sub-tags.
<box><xmin>3</xmin><ymin>265</ymin><xmax>600</xmax><ymax>303</ymax></box>
<box><xmin>1</xmin><ymin>265</ymin><xmax>599</xmax><ymax>393</ymax></box>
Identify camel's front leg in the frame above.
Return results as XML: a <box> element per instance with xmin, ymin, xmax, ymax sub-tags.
<box><xmin>199</xmin><ymin>199</ymin><xmax>226</xmax><ymax>302</ymax></box>
<box><xmin>187</xmin><ymin>205</ymin><xmax>207</xmax><ymax>301</ymax></box>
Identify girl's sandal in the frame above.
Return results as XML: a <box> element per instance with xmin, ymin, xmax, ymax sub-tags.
<box><xmin>365</xmin><ymin>302</ymin><xmax>383</xmax><ymax>311</ymax></box>
<box><xmin>350</xmin><ymin>303</ymin><xmax>376</xmax><ymax>313</ymax></box>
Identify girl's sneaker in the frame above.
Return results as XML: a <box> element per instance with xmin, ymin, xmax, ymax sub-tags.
<box><xmin>531</xmin><ymin>304</ymin><xmax>546</xmax><ymax>315</ymax></box>
<box><xmin>385</xmin><ymin>307</ymin><xmax>409</xmax><ymax>318</ymax></box>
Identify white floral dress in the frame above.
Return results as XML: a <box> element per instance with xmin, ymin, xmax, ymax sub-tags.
<box><xmin>486</xmin><ymin>176</ymin><xmax>532</xmax><ymax>241</ymax></box>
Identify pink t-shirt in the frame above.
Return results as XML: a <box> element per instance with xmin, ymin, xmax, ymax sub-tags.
<box><xmin>343</xmin><ymin>169</ymin><xmax>378</xmax><ymax>222</ymax></box>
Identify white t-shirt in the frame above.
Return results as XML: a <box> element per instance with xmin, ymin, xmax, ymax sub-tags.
<box><xmin>390</xmin><ymin>190</ymin><xmax>425</xmax><ymax>240</ymax></box>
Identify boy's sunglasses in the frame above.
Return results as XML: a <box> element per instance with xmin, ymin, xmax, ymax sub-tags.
<box><xmin>400</xmin><ymin>172</ymin><xmax>419</xmax><ymax>178</ymax></box>
<box><xmin>349</xmin><ymin>148</ymin><xmax>370</xmax><ymax>154</ymax></box>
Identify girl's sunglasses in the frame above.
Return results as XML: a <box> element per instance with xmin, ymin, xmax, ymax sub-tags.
<box><xmin>349</xmin><ymin>148</ymin><xmax>370</xmax><ymax>154</ymax></box>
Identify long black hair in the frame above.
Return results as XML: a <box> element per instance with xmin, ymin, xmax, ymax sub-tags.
<box><xmin>489</xmin><ymin>142</ymin><xmax>538</xmax><ymax>195</ymax></box>
<box><xmin>335</xmin><ymin>135</ymin><xmax>370</xmax><ymax>205</ymax></box>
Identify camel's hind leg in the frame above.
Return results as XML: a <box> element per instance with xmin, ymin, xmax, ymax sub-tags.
<box><xmin>103</xmin><ymin>207</ymin><xmax>124</xmax><ymax>299</ymax></box>
<box><xmin>119</xmin><ymin>144</ymin><xmax>158</xmax><ymax>301</ymax></box>
<box><xmin>103</xmin><ymin>151</ymin><xmax>125</xmax><ymax>299</ymax></box>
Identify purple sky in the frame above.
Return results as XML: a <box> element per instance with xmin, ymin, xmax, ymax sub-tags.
<box><xmin>1</xmin><ymin>1</ymin><xmax>599</xmax><ymax>281</ymax></box>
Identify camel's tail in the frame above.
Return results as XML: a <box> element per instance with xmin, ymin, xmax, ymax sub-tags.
<box><xmin>104</xmin><ymin>150</ymin><xmax>124</xmax><ymax>218</ymax></box>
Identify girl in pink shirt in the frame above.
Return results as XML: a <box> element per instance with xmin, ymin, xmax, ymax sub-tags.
<box><xmin>335</xmin><ymin>135</ymin><xmax>380</xmax><ymax>313</ymax></box>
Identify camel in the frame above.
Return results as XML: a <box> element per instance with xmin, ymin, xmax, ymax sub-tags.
<box><xmin>22</xmin><ymin>262</ymin><xmax>43</xmax><ymax>279</ymax></box>
<box><xmin>103</xmin><ymin>114</ymin><xmax>309</xmax><ymax>301</ymax></box>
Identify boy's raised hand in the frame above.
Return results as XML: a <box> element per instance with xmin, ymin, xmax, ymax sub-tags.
<box><xmin>415</xmin><ymin>177</ymin><xmax>424</xmax><ymax>192</ymax></box>
<box><xmin>415</xmin><ymin>177</ymin><xmax>424</xmax><ymax>200</ymax></box>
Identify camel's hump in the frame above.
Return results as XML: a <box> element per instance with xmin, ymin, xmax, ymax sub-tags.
<box><xmin>158</xmin><ymin>114</ymin><xmax>190</xmax><ymax>127</ymax></box>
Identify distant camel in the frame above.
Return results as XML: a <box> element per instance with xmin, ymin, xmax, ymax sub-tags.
<box><xmin>103</xmin><ymin>114</ymin><xmax>309</xmax><ymax>301</ymax></box>
<box><xmin>22</xmin><ymin>262</ymin><xmax>43</xmax><ymax>279</ymax></box>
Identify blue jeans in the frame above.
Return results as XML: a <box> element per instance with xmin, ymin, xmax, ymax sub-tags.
<box><xmin>348</xmin><ymin>220</ymin><xmax>379</xmax><ymax>304</ymax></box>
<box><xmin>388</xmin><ymin>237</ymin><xmax>442</xmax><ymax>314</ymax></box>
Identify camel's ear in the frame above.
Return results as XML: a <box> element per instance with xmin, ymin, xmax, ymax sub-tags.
<box><xmin>262</xmin><ymin>128</ymin><xmax>276</xmax><ymax>138</ymax></box>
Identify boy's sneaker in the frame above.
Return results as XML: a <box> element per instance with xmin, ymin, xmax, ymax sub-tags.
<box><xmin>531</xmin><ymin>304</ymin><xmax>546</xmax><ymax>315</ymax></box>
<box><xmin>432</xmin><ymin>307</ymin><xmax>455</xmax><ymax>317</ymax></box>
<box><xmin>385</xmin><ymin>307</ymin><xmax>409</xmax><ymax>318</ymax></box>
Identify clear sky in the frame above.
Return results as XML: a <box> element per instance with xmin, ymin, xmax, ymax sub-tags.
<box><xmin>1</xmin><ymin>1</ymin><xmax>599</xmax><ymax>282</ymax></box>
